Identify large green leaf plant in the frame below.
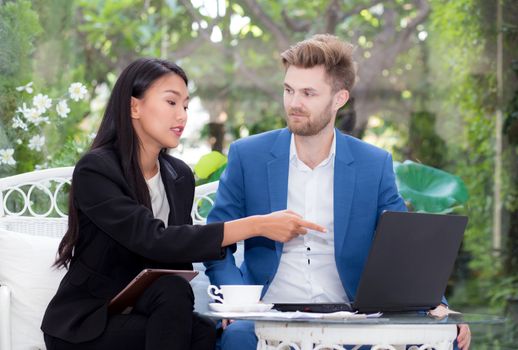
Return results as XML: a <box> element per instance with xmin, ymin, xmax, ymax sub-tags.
<box><xmin>394</xmin><ymin>160</ymin><xmax>469</xmax><ymax>213</ymax></box>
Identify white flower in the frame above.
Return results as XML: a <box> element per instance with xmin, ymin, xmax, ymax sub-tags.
<box><xmin>23</xmin><ymin>107</ymin><xmax>47</xmax><ymax>126</ymax></box>
<box><xmin>16</xmin><ymin>139</ymin><xmax>22</xmax><ymax>145</ymax></box>
<box><xmin>12</xmin><ymin>116</ymin><xmax>28</xmax><ymax>131</ymax></box>
<box><xmin>68</xmin><ymin>82</ymin><xmax>88</xmax><ymax>101</ymax></box>
<box><xmin>23</xmin><ymin>107</ymin><xmax>40</xmax><ymax>121</ymax></box>
<box><xmin>16</xmin><ymin>103</ymin><xmax>30</xmax><ymax>115</ymax></box>
<box><xmin>28</xmin><ymin>135</ymin><xmax>46</xmax><ymax>152</ymax></box>
<box><xmin>56</xmin><ymin>100</ymin><xmax>70</xmax><ymax>118</ymax></box>
<box><xmin>15</xmin><ymin>82</ymin><xmax>33</xmax><ymax>94</ymax></box>
<box><xmin>33</xmin><ymin>94</ymin><xmax>52</xmax><ymax>113</ymax></box>
<box><xmin>0</xmin><ymin>148</ymin><xmax>16</xmax><ymax>165</ymax></box>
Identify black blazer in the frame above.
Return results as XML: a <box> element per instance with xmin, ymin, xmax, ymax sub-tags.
<box><xmin>41</xmin><ymin>147</ymin><xmax>225</xmax><ymax>343</ymax></box>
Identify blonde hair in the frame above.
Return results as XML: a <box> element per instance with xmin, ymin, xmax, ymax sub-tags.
<box><xmin>281</xmin><ymin>34</ymin><xmax>356</xmax><ymax>92</ymax></box>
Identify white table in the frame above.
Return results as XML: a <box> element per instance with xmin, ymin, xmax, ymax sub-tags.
<box><xmin>255</xmin><ymin>321</ymin><xmax>456</xmax><ymax>350</ymax></box>
<box><xmin>206</xmin><ymin>312</ymin><xmax>503</xmax><ymax>350</ymax></box>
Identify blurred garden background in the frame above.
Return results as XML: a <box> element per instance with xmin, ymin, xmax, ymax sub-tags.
<box><xmin>0</xmin><ymin>0</ymin><xmax>517</xmax><ymax>347</ymax></box>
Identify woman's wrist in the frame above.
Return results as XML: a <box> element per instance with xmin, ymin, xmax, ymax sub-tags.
<box><xmin>247</xmin><ymin>215</ymin><xmax>263</xmax><ymax>236</ymax></box>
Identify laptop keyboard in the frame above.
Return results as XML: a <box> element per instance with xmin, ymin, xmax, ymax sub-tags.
<box><xmin>273</xmin><ymin>303</ymin><xmax>353</xmax><ymax>313</ymax></box>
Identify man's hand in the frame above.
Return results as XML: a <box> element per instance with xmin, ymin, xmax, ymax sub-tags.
<box><xmin>457</xmin><ymin>324</ymin><xmax>471</xmax><ymax>350</ymax></box>
<box><xmin>221</xmin><ymin>319</ymin><xmax>234</xmax><ymax>330</ymax></box>
<box><xmin>429</xmin><ymin>305</ymin><xmax>470</xmax><ymax>349</ymax></box>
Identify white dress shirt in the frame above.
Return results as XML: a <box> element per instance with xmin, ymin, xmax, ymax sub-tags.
<box><xmin>262</xmin><ymin>131</ymin><xmax>349</xmax><ymax>303</ymax></box>
<box><xmin>146</xmin><ymin>164</ymin><xmax>170</xmax><ymax>225</ymax></box>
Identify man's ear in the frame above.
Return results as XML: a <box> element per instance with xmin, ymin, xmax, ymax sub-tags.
<box><xmin>334</xmin><ymin>89</ymin><xmax>349</xmax><ymax>110</ymax></box>
<box><xmin>130</xmin><ymin>97</ymin><xmax>140</xmax><ymax>120</ymax></box>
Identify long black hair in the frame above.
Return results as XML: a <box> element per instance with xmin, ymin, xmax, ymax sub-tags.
<box><xmin>55</xmin><ymin>58</ymin><xmax>188</xmax><ymax>269</ymax></box>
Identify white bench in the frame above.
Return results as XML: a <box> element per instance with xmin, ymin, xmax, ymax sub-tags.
<box><xmin>0</xmin><ymin>167</ymin><xmax>225</xmax><ymax>350</ymax></box>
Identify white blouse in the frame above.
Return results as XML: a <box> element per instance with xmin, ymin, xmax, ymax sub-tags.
<box><xmin>146</xmin><ymin>164</ymin><xmax>170</xmax><ymax>225</ymax></box>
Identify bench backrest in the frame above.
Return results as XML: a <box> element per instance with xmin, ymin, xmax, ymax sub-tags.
<box><xmin>0</xmin><ymin>167</ymin><xmax>218</xmax><ymax>235</ymax></box>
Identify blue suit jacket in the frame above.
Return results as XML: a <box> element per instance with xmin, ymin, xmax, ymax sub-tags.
<box><xmin>204</xmin><ymin>128</ymin><xmax>407</xmax><ymax>302</ymax></box>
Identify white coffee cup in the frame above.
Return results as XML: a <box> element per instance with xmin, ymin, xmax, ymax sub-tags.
<box><xmin>207</xmin><ymin>284</ymin><xmax>263</xmax><ymax>305</ymax></box>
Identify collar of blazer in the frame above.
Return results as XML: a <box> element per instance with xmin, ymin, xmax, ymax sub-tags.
<box><xmin>157</xmin><ymin>152</ymin><xmax>186</xmax><ymax>225</ymax></box>
<box><xmin>158</xmin><ymin>152</ymin><xmax>180</xmax><ymax>181</ymax></box>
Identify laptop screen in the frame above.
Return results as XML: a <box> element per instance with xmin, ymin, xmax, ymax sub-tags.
<box><xmin>353</xmin><ymin>211</ymin><xmax>467</xmax><ymax>313</ymax></box>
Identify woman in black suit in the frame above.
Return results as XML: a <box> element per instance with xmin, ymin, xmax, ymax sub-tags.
<box><xmin>41</xmin><ymin>58</ymin><xmax>324</xmax><ymax>350</ymax></box>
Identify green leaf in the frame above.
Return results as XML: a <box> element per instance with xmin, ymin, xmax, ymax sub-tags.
<box><xmin>193</xmin><ymin>151</ymin><xmax>227</xmax><ymax>179</ymax></box>
<box><xmin>207</xmin><ymin>164</ymin><xmax>227</xmax><ymax>183</ymax></box>
<box><xmin>394</xmin><ymin>160</ymin><xmax>469</xmax><ymax>213</ymax></box>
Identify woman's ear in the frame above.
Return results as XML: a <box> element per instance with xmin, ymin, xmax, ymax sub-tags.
<box><xmin>130</xmin><ymin>97</ymin><xmax>140</xmax><ymax>120</ymax></box>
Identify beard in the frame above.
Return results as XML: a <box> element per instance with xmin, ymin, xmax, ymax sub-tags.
<box><xmin>285</xmin><ymin>101</ymin><xmax>334</xmax><ymax>136</ymax></box>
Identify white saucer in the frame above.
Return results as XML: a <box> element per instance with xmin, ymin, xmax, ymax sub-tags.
<box><xmin>209</xmin><ymin>303</ymin><xmax>274</xmax><ymax>313</ymax></box>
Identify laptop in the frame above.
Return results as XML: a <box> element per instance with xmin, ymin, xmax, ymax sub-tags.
<box><xmin>273</xmin><ymin>211</ymin><xmax>468</xmax><ymax>313</ymax></box>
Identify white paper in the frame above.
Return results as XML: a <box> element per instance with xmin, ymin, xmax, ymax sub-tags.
<box><xmin>210</xmin><ymin>310</ymin><xmax>382</xmax><ymax>320</ymax></box>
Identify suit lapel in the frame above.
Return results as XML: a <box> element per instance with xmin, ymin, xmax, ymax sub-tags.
<box><xmin>333</xmin><ymin>131</ymin><xmax>356</xmax><ymax>257</ymax></box>
<box><xmin>267</xmin><ymin>129</ymin><xmax>291</xmax><ymax>259</ymax></box>
<box><xmin>158</xmin><ymin>154</ymin><xmax>180</xmax><ymax>225</ymax></box>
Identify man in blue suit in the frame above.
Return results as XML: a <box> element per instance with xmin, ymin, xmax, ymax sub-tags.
<box><xmin>205</xmin><ymin>34</ymin><xmax>471</xmax><ymax>350</ymax></box>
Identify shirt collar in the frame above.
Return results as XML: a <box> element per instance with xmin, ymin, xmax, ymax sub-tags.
<box><xmin>289</xmin><ymin>129</ymin><xmax>336</xmax><ymax>168</ymax></box>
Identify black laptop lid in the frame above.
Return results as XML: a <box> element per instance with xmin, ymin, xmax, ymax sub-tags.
<box><xmin>353</xmin><ymin>211</ymin><xmax>467</xmax><ymax>313</ymax></box>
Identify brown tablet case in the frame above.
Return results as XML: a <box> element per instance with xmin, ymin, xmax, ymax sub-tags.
<box><xmin>108</xmin><ymin>269</ymin><xmax>199</xmax><ymax>314</ymax></box>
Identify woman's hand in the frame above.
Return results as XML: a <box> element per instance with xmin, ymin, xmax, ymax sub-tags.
<box><xmin>258</xmin><ymin>210</ymin><xmax>326</xmax><ymax>242</ymax></box>
<box><xmin>222</xmin><ymin>210</ymin><xmax>326</xmax><ymax>246</ymax></box>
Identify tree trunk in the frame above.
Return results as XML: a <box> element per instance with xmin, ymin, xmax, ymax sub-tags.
<box><xmin>493</xmin><ymin>0</ymin><xmax>504</xmax><ymax>253</ymax></box>
<box><xmin>208</xmin><ymin>122</ymin><xmax>225</xmax><ymax>152</ymax></box>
